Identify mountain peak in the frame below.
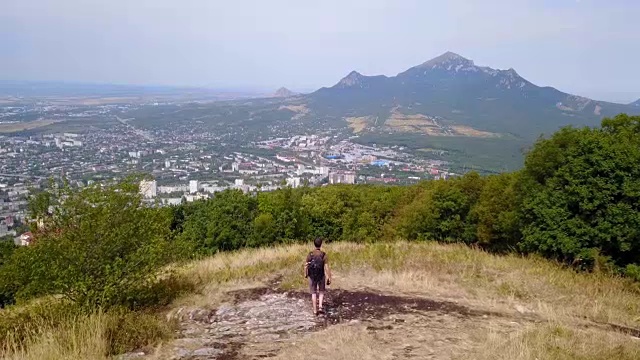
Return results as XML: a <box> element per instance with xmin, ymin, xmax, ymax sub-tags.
<box><xmin>419</xmin><ymin>51</ymin><xmax>474</xmax><ymax>68</ymax></box>
<box><xmin>273</xmin><ymin>87</ymin><xmax>295</xmax><ymax>98</ymax></box>
<box><xmin>631</xmin><ymin>99</ymin><xmax>640</xmax><ymax>107</ymax></box>
<box><xmin>336</xmin><ymin>71</ymin><xmax>366</xmax><ymax>88</ymax></box>
<box><xmin>438</xmin><ymin>51</ymin><xmax>468</xmax><ymax>61</ymax></box>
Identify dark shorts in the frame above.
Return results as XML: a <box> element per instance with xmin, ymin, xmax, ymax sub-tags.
<box><xmin>309</xmin><ymin>277</ymin><xmax>326</xmax><ymax>294</ymax></box>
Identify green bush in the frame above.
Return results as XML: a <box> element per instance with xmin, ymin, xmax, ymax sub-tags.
<box><xmin>179</xmin><ymin>189</ymin><xmax>258</xmax><ymax>253</ymax></box>
<box><xmin>470</xmin><ymin>172</ymin><xmax>522</xmax><ymax>251</ymax></box>
<box><xmin>396</xmin><ymin>173</ymin><xmax>484</xmax><ymax>243</ymax></box>
<box><xmin>0</xmin><ymin>237</ymin><xmax>15</xmax><ymax>266</ymax></box>
<box><xmin>0</xmin><ymin>179</ymin><xmax>178</xmax><ymax>309</ymax></box>
<box><xmin>624</xmin><ymin>264</ymin><xmax>640</xmax><ymax>282</ymax></box>
<box><xmin>0</xmin><ymin>239</ymin><xmax>17</xmax><ymax>307</ymax></box>
<box><xmin>104</xmin><ymin>309</ymin><xmax>175</xmax><ymax>355</ymax></box>
<box><xmin>519</xmin><ymin>114</ymin><xmax>640</xmax><ymax>270</ymax></box>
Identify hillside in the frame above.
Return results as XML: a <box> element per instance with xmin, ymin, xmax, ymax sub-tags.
<box><xmin>156</xmin><ymin>242</ymin><xmax>640</xmax><ymax>360</ymax></box>
<box><xmin>4</xmin><ymin>242</ymin><xmax>640</xmax><ymax>360</ymax></box>
<box><xmin>304</xmin><ymin>52</ymin><xmax>640</xmax><ymax>140</ymax></box>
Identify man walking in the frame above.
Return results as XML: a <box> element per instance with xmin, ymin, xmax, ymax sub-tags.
<box><xmin>304</xmin><ymin>237</ymin><xmax>332</xmax><ymax>316</ymax></box>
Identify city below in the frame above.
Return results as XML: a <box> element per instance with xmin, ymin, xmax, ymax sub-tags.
<box><xmin>0</xmin><ymin>100</ymin><xmax>454</xmax><ymax>243</ymax></box>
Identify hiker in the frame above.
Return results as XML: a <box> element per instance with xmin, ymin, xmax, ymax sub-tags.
<box><xmin>304</xmin><ymin>237</ymin><xmax>332</xmax><ymax>316</ymax></box>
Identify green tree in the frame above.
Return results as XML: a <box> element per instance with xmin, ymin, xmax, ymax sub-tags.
<box><xmin>0</xmin><ymin>179</ymin><xmax>176</xmax><ymax>309</ymax></box>
<box><xmin>470</xmin><ymin>172</ymin><xmax>522</xmax><ymax>251</ymax></box>
<box><xmin>396</xmin><ymin>172</ymin><xmax>484</xmax><ymax>243</ymax></box>
<box><xmin>179</xmin><ymin>190</ymin><xmax>258</xmax><ymax>253</ymax></box>
<box><xmin>256</xmin><ymin>187</ymin><xmax>309</xmax><ymax>243</ymax></box>
<box><xmin>0</xmin><ymin>236</ymin><xmax>18</xmax><ymax>306</ymax></box>
<box><xmin>519</xmin><ymin>114</ymin><xmax>640</xmax><ymax>270</ymax></box>
<box><xmin>0</xmin><ymin>236</ymin><xmax>16</xmax><ymax>267</ymax></box>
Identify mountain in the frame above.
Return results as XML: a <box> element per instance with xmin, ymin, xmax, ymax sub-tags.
<box><xmin>273</xmin><ymin>87</ymin><xmax>296</xmax><ymax>98</ymax></box>
<box><xmin>334</xmin><ymin>71</ymin><xmax>389</xmax><ymax>89</ymax></box>
<box><xmin>631</xmin><ymin>99</ymin><xmax>640</xmax><ymax>107</ymax></box>
<box><xmin>305</xmin><ymin>52</ymin><xmax>640</xmax><ymax>140</ymax></box>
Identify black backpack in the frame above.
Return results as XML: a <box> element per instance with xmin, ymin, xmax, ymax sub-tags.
<box><xmin>307</xmin><ymin>251</ymin><xmax>325</xmax><ymax>281</ymax></box>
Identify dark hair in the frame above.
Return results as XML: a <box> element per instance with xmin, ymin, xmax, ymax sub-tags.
<box><xmin>313</xmin><ymin>237</ymin><xmax>323</xmax><ymax>248</ymax></box>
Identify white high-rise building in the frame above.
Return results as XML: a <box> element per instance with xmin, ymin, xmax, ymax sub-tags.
<box><xmin>286</xmin><ymin>177</ymin><xmax>301</xmax><ymax>188</ymax></box>
<box><xmin>329</xmin><ymin>171</ymin><xmax>356</xmax><ymax>185</ymax></box>
<box><xmin>164</xmin><ymin>160</ymin><xmax>171</xmax><ymax>169</ymax></box>
<box><xmin>234</xmin><ymin>179</ymin><xmax>244</xmax><ymax>186</ymax></box>
<box><xmin>317</xmin><ymin>166</ymin><xmax>329</xmax><ymax>176</ymax></box>
<box><xmin>189</xmin><ymin>180</ymin><xmax>199</xmax><ymax>194</ymax></box>
<box><xmin>232</xmin><ymin>162</ymin><xmax>239</xmax><ymax>172</ymax></box>
<box><xmin>139</xmin><ymin>180</ymin><xmax>157</xmax><ymax>198</ymax></box>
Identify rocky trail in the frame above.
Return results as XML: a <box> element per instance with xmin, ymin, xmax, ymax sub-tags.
<box><xmin>118</xmin><ymin>277</ymin><xmax>544</xmax><ymax>360</ymax></box>
<box><xmin>118</xmin><ymin>279</ymin><xmax>640</xmax><ymax>360</ymax></box>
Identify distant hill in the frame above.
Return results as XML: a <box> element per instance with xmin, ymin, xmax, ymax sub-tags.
<box><xmin>304</xmin><ymin>52</ymin><xmax>640</xmax><ymax>140</ymax></box>
<box><xmin>273</xmin><ymin>87</ymin><xmax>296</xmax><ymax>98</ymax></box>
<box><xmin>631</xmin><ymin>99</ymin><xmax>640</xmax><ymax>107</ymax></box>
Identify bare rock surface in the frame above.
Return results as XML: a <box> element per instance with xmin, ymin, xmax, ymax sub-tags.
<box><xmin>164</xmin><ymin>292</ymin><xmax>317</xmax><ymax>359</ymax></box>
<box><xmin>143</xmin><ymin>286</ymin><xmax>536</xmax><ymax>359</ymax></box>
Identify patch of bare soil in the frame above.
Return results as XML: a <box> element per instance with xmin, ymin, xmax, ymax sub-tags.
<box><xmin>286</xmin><ymin>289</ymin><xmax>499</xmax><ymax>326</ymax></box>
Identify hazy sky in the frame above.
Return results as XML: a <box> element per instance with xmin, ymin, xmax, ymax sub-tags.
<box><xmin>2</xmin><ymin>0</ymin><xmax>639</xmax><ymax>102</ymax></box>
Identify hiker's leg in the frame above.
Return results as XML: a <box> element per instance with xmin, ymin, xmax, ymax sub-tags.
<box><xmin>309</xmin><ymin>278</ymin><xmax>318</xmax><ymax>314</ymax></box>
<box><xmin>318</xmin><ymin>277</ymin><xmax>326</xmax><ymax>312</ymax></box>
<box><xmin>311</xmin><ymin>293</ymin><xmax>317</xmax><ymax>314</ymax></box>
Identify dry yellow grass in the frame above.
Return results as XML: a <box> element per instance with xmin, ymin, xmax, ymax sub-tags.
<box><xmin>476</xmin><ymin>322</ymin><xmax>640</xmax><ymax>360</ymax></box>
<box><xmin>381</xmin><ymin>109</ymin><xmax>499</xmax><ymax>138</ymax></box>
<box><xmin>3</xmin><ymin>313</ymin><xmax>108</xmax><ymax>360</ymax></box>
<box><xmin>278</xmin><ymin>104</ymin><xmax>309</xmax><ymax>120</ymax></box>
<box><xmin>450</xmin><ymin>125</ymin><xmax>498</xmax><ymax>138</ymax></box>
<box><xmin>384</xmin><ymin>113</ymin><xmax>439</xmax><ymax>134</ymax></box>
<box><xmin>0</xmin><ymin>119</ymin><xmax>62</xmax><ymax>133</ymax></box>
<box><xmin>337</xmin><ymin>242</ymin><xmax>640</xmax><ymax>327</ymax></box>
<box><xmin>345</xmin><ymin>117</ymin><xmax>371</xmax><ymax>133</ymax></box>
<box><xmin>1</xmin><ymin>302</ymin><xmax>173</xmax><ymax>360</ymax></box>
<box><xmin>176</xmin><ymin>241</ymin><xmax>640</xmax><ymax>328</ymax></box>
<box><xmin>168</xmin><ymin>241</ymin><xmax>640</xmax><ymax>359</ymax></box>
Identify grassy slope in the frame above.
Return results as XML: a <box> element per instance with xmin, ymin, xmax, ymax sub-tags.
<box><xmin>169</xmin><ymin>241</ymin><xmax>640</xmax><ymax>360</ymax></box>
<box><xmin>3</xmin><ymin>241</ymin><xmax>640</xmax><ymax>359</ymax></box>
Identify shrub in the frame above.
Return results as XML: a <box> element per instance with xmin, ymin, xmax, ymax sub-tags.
<box><xmin>470</xmin><ymin>172</ymin><xmax>522</xmax><ymax>251</ymax></box>
<box><xmin>0</xmin><ymin>179</ymin><xmax>177</xmax><ymax>309</ymax></box>
<box><xmin>396</xmin><ymin>172</ymin><xmax>484</xmax><ymax>243</ymax></box>
<box><xmin>178</xmin><ymin>189</ymin><xmax>258</xmax><ymax>253</ymax></box>
<box><xmin>519</xmin><ymin>114</ymin><xmax>640</xmax><ymax>270</ymax></box>
<box><xmin>104</xmin><ymin>309</ymin><xmax>175</xmax><ymax>355</ymax></box>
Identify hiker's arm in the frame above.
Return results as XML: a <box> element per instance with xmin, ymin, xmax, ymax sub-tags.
<box><xmin>304</xmin><ymin>263</ymin><xmax>308</xmax><ymax>278</ymax></box>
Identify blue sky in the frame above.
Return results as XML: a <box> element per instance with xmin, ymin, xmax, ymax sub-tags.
<box><xmin>1</xmin><ymin>0</ymin><xmax>639</xmax><ymax>102</ymax></box>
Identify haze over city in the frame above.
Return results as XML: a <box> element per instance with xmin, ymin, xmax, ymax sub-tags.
<box><xmin>2</xmin><ymin>0</ymin><xmax>640</xmax><ymax>102</ymax></box>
